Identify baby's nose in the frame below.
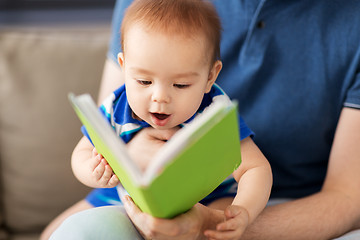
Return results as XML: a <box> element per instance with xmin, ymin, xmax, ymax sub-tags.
<box><xmin>151</xmin><ymin>87</ymin><xmax>170</xmax><ymax>103</ymax></box>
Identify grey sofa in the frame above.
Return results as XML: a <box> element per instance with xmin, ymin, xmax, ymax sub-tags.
<box><xmin>0</xmin><ymin>25</ymin><xmax>110</xmax><ymax>240</ymax></box>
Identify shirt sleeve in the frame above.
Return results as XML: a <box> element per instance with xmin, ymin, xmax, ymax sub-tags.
<box><xmin>344</xmin><ymin>72</ymin><xmax>360</xmax><ymax>109</ymax></box>
<box><xmin>107</xmin><ymin>0</ymin><xmax>133</xmax><ymax>64</ymax></box>
<box><xmin>238</xmin><ymin>115</ymin><xmax>255</xmax><ymax>140</ymax></box>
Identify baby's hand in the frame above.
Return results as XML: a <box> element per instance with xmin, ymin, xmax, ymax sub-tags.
<box><xmin>204</xmin><ymin>205</ymin><xmax>250</xmax><ymax>240</ymax></box>
<box><xmin>90</xmin><ymin>148</ymin><xmax>119</xmax><ymax>188</ymax></box>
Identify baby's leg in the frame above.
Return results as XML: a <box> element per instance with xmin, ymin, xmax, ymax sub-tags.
<box><xmin>40</xmin><ymin>199</ymin><xmax>92</xmax><ymax>240</ymax></box>
<box><xmin>50</xmin><ymin>205</ymin><xmax>143</xmax><ymax>240</ymax></box>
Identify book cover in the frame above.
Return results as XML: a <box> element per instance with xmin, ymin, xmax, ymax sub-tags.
<box><xmin>69</xmin><ymin>93</ymin><xmax>241</xmax><ymax>218</ymax></box>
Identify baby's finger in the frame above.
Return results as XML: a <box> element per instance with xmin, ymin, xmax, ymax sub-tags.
<box><xmin>108</xmin><ymin>174</ymin><xmax>120</xmax><ymax>187</ymax></box>
<box><xmin>89</xmin><ymin>155</ymin><xmax>101</xmax><ymax>171</ymax></box>
<box><xmin>99</xmin><ymin>164</ymin><xmax>113</xmax><ymax>184</ymax></box>
<box><xmin>217</xmin><ymin>218</ymin><xmax>240</xmax><ymax>231</ymax></box>
<box><xmin>100</xmin><ymin>157</ymin><xmax>108</xmax><ymax>164</ymax></box>
<box><xmin>204</xmin><ymin>229</ymin><xmax>242</xmax><ymax>240</ymax></box>
<box><xmin>93</xmin><ymin>160</ymin><xmax>106</xmax><ymax>180</ymax></box>
<box><xmin>92</xmin><ymin>148</ymin><xmax>98</xmax><ymax>156</ymax></box>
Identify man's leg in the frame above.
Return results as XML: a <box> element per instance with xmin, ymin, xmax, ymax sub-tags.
<box><xmin>50</xmin><ymin>206</ymin><xmax>143</xmax><ymax>240</ymax></box>
<box><xmin>267</xmin><ymin>199</ymin><xmax>360</xmax><ymax>240</ymax></box>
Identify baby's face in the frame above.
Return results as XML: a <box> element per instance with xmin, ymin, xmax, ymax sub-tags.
<box><xmin>119</xmin><ymin>24</ymin><xmax>220</xmax><ymax>129</ymax></box>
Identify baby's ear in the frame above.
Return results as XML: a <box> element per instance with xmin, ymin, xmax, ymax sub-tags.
<box><xmin>206</xmin><ymin>60</ymin><xmax>222</xmax><ymax>93</ymax></box>
<box><xmin>117</xmin><ymin>52</ymin><xmax>125</xmax><ymax>68</ymax></box>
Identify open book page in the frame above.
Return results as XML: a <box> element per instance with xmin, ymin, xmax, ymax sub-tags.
<box><xmin>69</xmin><ymin>93</ymin><xmax>143</xmax><ymax>185</ymax></box>
<box><xmin>143</xmin><ymin>98</ymin><xmax>235</xmax><ymax>185</ymax></box>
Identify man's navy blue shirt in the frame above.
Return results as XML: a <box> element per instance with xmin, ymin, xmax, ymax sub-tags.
<box><xmin>109</xmin><ymin>0</ymin><xmax>360</xmax><ymax>199</ymax></box>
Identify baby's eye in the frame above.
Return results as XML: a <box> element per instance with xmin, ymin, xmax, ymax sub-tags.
<box><xmin>136</xmin><ymin>79</ymin><xmax>152</xmax><ymax>86</ymax></box>
<box><xmin>174</xmin><ymin>83</ymin><xmax>190</xmax><ymax>89</ymax></box>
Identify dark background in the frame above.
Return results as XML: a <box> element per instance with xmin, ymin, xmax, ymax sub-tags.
<box><xmin>0</xmin><ymin>0</ymin><xmax>116</xmax><ymax>26</ymax></box>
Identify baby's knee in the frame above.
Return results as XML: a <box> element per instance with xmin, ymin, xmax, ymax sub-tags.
<box><xmin>50</xmin><ymin>206</ymin><xmax>142</xmax><ymax>240</ymax></box>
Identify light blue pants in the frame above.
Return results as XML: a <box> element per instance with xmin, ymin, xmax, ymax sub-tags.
<box><xmin>50</xmin><ymin>206</ymin><xmax>143</xmax><ymax>240</ymax></box>
<box><xmin>50</xmin><ymin>202</ymin><xmax>360</xmax><ymax>240</ymax></box>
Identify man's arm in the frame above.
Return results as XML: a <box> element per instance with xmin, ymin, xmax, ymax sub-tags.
<box><xmin>97</xmin><ymin>58</ymin><xmax>123</xmax><ymax>104</ymax></box>
<box><xmin>242</xmin><ymin>107</ymin><xmax>360</xmax><ymax>240</ymax></box>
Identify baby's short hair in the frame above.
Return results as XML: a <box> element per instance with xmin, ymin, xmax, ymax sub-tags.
<box><xmin>121</xmin><ymin>0</ymin><xmax>221</xmax><ymax>64</ymax></box>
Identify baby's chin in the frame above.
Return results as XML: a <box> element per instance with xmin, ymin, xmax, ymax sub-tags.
<box><xmin>149</xmin><ymin>123</ymin><xmax>178</xmax><ymax>130</ymax></box>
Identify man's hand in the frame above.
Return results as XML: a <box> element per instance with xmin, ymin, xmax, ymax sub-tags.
<box><xmin>127</xmin><ymin>127</ymin><xmax>179</xmax><ymax>171</ymax></box>
<box><xmin>122</xmin><ymin>195</ymin><xmax>210</xmax><ymax>240</ymax></box>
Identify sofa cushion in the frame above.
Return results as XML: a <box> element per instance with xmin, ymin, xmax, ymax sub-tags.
<box><xmin>0</xmin><ymin>27</ymin><xmax>110</xmax><ymax>235</ymax></box>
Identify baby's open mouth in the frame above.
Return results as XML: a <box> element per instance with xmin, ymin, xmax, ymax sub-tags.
<box><xmin>150</xmin><ymin>113</ymin><xmax>171</xmax><ymax>127</ymax></box>
<box><xmin>152</xmin><ymin>113</ymin><xmax>170</xmax><ymax>120</ymax></box>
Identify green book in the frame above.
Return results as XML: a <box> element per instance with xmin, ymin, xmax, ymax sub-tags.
<box><xmin>69</xmin><ymin>93</ymin><xmax>241</xmax><ymax>218</ymax></box>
